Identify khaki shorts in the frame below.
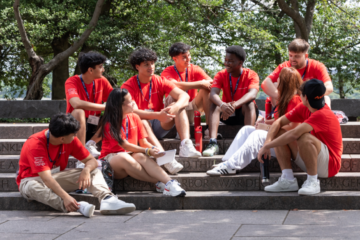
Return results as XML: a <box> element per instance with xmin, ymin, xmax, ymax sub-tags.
<box><xmin>165</xmin><ymin>96</ymin><xmax>202</xmax><ymax>124</ymax></box>
<box><xmin>293</xmin><ymin>141</ymin><xmax>329</xmax><ymax>178</ymax></box>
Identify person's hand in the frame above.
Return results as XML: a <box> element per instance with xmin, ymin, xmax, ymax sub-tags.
<box><xmin>220</xmin><ymin>102</ymin><xmax>235</xmax><ymax>116</ymax></box>
<box><xmin>158</xmin><ymin>110</ymin><xmax>175</xmax><ymax>123</ymax></box>
<box><xmin>77</xmin><ymin>168</ymin><xmax>91</xmax><ymax>190</ymax></box>
<box><xmin>199</xmin><ymin>80</ymin><xmax>213</xmax><ymax>91</ymax></box>
<box><xmin>162</xmin><ymin>103</ymin><xmax>179</xmax><ymax>116</ymax></box>
<box><xmin>149</xmin><ymin>147</ymin><xmax>165</xmax><ymax>158</ymax></box>
<box><xmin>257</xmin><ymin>145</ymin><xmax>271</xmax><ymax>163</ymax></box>
<box><xmin>255</xmin><ymin>118</ymin><xmax>265</xmax><ymax>129</ymax></box>
<box><xmin>63</xmin><ymin>196</ymin><xmax>80</xmax><ymax>212</ymax></box>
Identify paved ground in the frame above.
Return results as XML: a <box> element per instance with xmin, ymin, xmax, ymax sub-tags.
<box><xmin>0</xmin><ymin>209</ymin><xmax>359</xmax><ymax>239</ymax></box>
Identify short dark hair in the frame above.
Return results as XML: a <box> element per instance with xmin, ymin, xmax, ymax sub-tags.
<box><xmin>299</xmin><ymin>82</ymin><xmax>306</xmax><ymax>96</ymax></box>
<box><xmin>49</xmin><ymin>113</ymin><xmax>80</xmax><ymax>138</ymax></box>
<box><xmin>226</xmin><ymin>45</ymin><xmax>246</xmax><ymax>62</ymax></box>
<box><xmin>78</xmin><ymin>51</ymin><xmax>106</xmax><ymax>74</ymax></box>
<box><xmin>169</xmin><ymin>42</ymin><xmax>191</xmax><ymax>57</ymax></box>
<box><xmin>288</xmin><ymin>39</ymin><xmax>310</xmax><ymax>53</ymax></box>
<box><xmin>128</xmin><ymin>48</ymin><xmax>157</xmax><ymax>71</ymax></box>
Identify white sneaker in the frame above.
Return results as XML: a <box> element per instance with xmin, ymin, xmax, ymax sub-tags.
<box><xmin>264</xmin><ymin>177</ymin><xmax>299</xmax><ymax>192</ymax></box>
<box><xmin>206</xmin><ymin>163</ymin><xmax>236</xmax><ymax>176</ymax></box>
<box><xmin>85</xmin><ymin>140</ymin><xmax>100</xmax><ymax>158</ymax></box>
<box><xmin>298</xmin><ymin>179</ymin><xmax>320</xmax><ymax>195</ymax></box>
<box><xmin>163</xmin><ymin>180</ymin><xmax>186</xmax><ymax>197</ymax></box>
<box><xmin>179</xmin><ymin>139</ymin><xmax>201</xmax><ymax>158</ymax></box>
<box><xmin>164</xmin><ymin>159</ymin><xmax>184</xmax><ymax>174</ymax></box>
<box><xmin>155</xmin><ymin>181</ymin><xmax>165</xmax><ymax>193</ymax></box>
<box><xmin>100</xmin><ymin>196</ymin><xmax>136</xmax><ymax>215</ymax></box>
<box><xmin>77</xmin><ymin>201</ymin><xmax>95</xmax><ymax>218</ymax></box>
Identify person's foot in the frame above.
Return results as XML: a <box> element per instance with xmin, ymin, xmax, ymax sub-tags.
<box><xmin>179</xmin><ymin>139</ymin><xmax>201</xmax><ymax>158</ymax></box>
<box><xmin>77</xmin><ymin>201</ymin><xmax>95</xmax><ymax>218</ymax></box>
<box><xmin>264</xmin><ymin>177</ymin><xmax>299</xmax><ymax>192</ymax></box>
<box><xmin>206</xmin><ymin>163</ymin><xmax>236</xmax><ymax>176</ymax></box>
<box><xmin>298</xmin><ymin>179</ymin><xmax>320</xmax><ymax>195</ymax></box>
<box><xmin>204</xmin><ymin>128</ymin><xmax>210</xmax><ymax>139</ymax></box>
<box><xmin>164</xmin><ymin>159</ymin><xmax>184</xmax><ymax>174</ymax></box>
<box><xmin>155</xmin><ymin>181</ymin><xmax>166</xmax><ymax>193</ymax></box>
<box><xmin>85</xmin><ymin>140</ymin><xmax>100</xmax><ymax>158</ymax></box>
<box><xmin>100</xmin><ymin>196</ymin><xmax>136</xmax><ymax>215</ymax></box>
<box><xmin>202</xmin><ymin>142</ymin><xmax>219</xmax><ymax>157</ymax></box>
<box><xmin>163</xmin><ymin>180</ymin><xmax>186</xmax><ymax>197</ymax></box>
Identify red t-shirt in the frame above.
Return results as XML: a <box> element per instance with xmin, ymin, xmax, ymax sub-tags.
<box><xmin>65</xmin><ymin>75</ymin><xmax>113</xmax><ymax>118</ymax></box>
<box><xmin>99</xmin><ymin>113</ymin><xmax>148</xmax><ymax>159</ymax></box>
<box><xmin>17</xmin><ymin>129</ymin><xmax>89</xmax><ymax>187</ymax></box>
<box><xmin>161</xmin><ymin>64</ymin><xmax>211</xmax><ymax>101</ymax></box>
<box><xmin>267</xmin><ymin>59</ymin><xmax>331</xmax><ymax>83</ymax></box>
<box><xmin>285</xmin><ymin>104</ymin><xmax>343</xmax><ymax>177</ymax></box>
<box><xmin>274</xmin><ymin>95</ymin><xmax>302</xmax><ymax>120</ymax></box>
<box><xmin>121</xmin><ymin>75</ymin><xmax>176</xmax><ymax>111</ymax></box>
<box><xmin>211</xmin><ymin>68</ymin><xmax>259</xmax><ymax>107</ymax></box>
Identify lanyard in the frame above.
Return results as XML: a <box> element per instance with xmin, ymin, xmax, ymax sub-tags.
<box><xmin>136</xmin><ymin>75</ymin><xmax>152</xmax><ymax>109</ymax></box>
<box><xmin>229</xmin><ymin>69</ymin><xmax>243</xmax><ymax>101</ymax></box>
<box><xmin>121</xmin><ymin>116</ymin><xmax>129</xmax><ymax>141</ymax></box>
<box><xmin>79</xmin><ymin>75</ymin><xmax>95</xmax><ymax>103</ymax></box>
<box><xmin>174</xmin><ymin>65</ymin><xmax>188</xmax><ymax>93</ymax></box>
<box><xmin>301</xmin><ymin>60</ymin><xmax>309</xmax><ymax>80</ymax></box>
<box><xmin>46</xmin><ymin>131</ymin><xmax>62</xmax><ymax>166</ymax></box>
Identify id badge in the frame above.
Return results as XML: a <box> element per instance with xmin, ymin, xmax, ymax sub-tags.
<box><xmin>145</xmin><ymin>109</ymin><xmax>154</xmax><ymax>112</ymax></box>
<box><xmin>87</xmin><ymin>115</ymin><xmax>100</xmax><ymax>125</ymax></box>
<box><xmin>51</xmin><ymin>166</ymin><xmax>60</xmax><ymax>175</ymax></box>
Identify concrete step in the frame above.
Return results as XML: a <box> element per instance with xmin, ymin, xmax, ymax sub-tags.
<box><xmin>1</xmin><ymin>122</ymin><xmax>359</xmax><ymax>139</ymax></box>
<box><xmin>3</xmin><ymin>172</ymin><xmax>360</xmax><ymax>192</ymax></box>
<box><xmin>0</xmin><ymin>154</ymin><xmax>357</xmax><ymax>173</ymax></box>
<box><xmin>1</xmin><ymin>191</ymin><xmax>360</xmax><ymax>211</ymax></box>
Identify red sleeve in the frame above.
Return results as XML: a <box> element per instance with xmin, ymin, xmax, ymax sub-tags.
<box><xmin>286</xmin><ymin>96</ymin><xmax>302</xmax><ymax>113</ymax></box>
<box><xmin>248</xmin><ymin>70</ymin><xmax>260</xmax><ymax>90</ymax></box>
<box><xmin>161</xmin><ymin>68</ymin><xmax>176</xmax><ymax>81</ymax></box>
<box><xmin>193</xmin><ymin>66</ymin><xmax>211</xmax><ymax>81</ymax></box>
<box><xmin>211</xmin><ymin>71</ymin><xmax>224</xmax><ymax>89</ymax></box>
<box><xmin>71</xmin><ymin>137</ymin><xmax>90</xmax><ymax>160</ymax></box>
<box><xmin>102</xmin><ymin>77</ymin><xmax>114</xmax><ymax>102</ymax></box>
<box><xmin>27</xmin><ymin>144</ymin><xmax>51</xmax><ymax>174</ymax></box>
<box><xmin>315</xmin><ymin>61</ymin><xmax>331</xmax><ymax>83</ymax></box>
<box><xmin>65</xmin><ymin>77</ymin><xmax>80</xmax><ymax>101</ymax></box>
<box><xmin>161</xmin><ymin>77</ymin><xmax>176</xmax><ymax>94</ymax></box>
<box><xmin>134</xmin><ymin>114</ymin><xmax>148</xmax><ymax>140</ymax></box>
<box><xmin>267</xmin><ymin>65</ymin><xmax>283</xmax><ymax>83</ymax></box>
<box><xmin>285</xmin><ymin>103</ymin><xmax>306</xmax><ymax>123</ymax></box>
<box><xmin>304</xmin><ymin>111</ymin><xmax>327</xmax><ymax>133</ymax></box>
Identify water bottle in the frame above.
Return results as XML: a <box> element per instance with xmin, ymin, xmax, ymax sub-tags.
<box><xmin>260</xmin><ymin>155</ymin><xmax>270</xmax><ymax>184</ymax></box>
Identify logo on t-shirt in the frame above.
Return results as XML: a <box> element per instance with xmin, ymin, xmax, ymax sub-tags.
<box><xmin>34</xmin><ymin>157</ymin><xmax>45</xmax><ymax>167</ymax></box>
<box><xmin>68</xmin><ymin>88</ymin><xmax>78</xmax><ymax>95</ymax></box>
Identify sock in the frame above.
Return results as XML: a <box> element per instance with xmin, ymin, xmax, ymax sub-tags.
<box><xmin>181</xmin><ymin>139</ymin><xmax>188</xmax><ymax>146</ymax></box>
<box><xmin>281</xmin><ymin>169</ymin><xmax>294</xmax><ymax>180</ymax></box>
<box><xmin>165</xmin><ymin>180</ymin><xmax>173</xmax><ymax>186</ymax></box>
<box><xmin>210</xmin><ymin>138</ymin><xmax>217</xmax><ymax>144</ymax></box>
<box><xmin>103</xmin><ymin>195</ymin><xmax>113</xmax><ymax>200</ymax></box>
<box><xmin>307</xmin><ymin>174</ymin><xmax>318</xmax><ymax>182</ymax></box>
<box><xmin>86</xmin><ymin>140</ymin><xmax>95</xmax><ymax>146</ymax></box>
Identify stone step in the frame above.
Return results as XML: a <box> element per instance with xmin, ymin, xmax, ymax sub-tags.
<box><xmin>0</xmin><ymin>154</ymin><xmax>357</xmax><ymax>173</ymax></box>
<box><xmin>2</xmin><ymin>172</ymin><xmax>360</xmax><ymax>192</ymax></box>
<box><xmin>1</xmin><ymin>191</ymin><xmax>360</xmax><ymax>211</ymax></box>
<box><xmin>1</xmin><ymin>122</ymin><xmax>359</xmax><ymax>139</ymax></box>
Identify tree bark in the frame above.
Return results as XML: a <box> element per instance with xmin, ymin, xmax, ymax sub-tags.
<box><xmin>337</xmin><ymin>66</ymin><xmax>345</xmax><ymax>99</ymax></box>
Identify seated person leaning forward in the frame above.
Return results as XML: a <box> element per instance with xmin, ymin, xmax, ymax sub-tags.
<box><xmin>121</xmin><ymin>48</ymin><xmax>201</xmax><ymax>175</ymax></box>
<box><xmin>97</xmin><ymin>88</ymin><xmax>186</xmax><ymax>197</ymax></box>
<box><xmin>203</xmin><ymin>45</ymin><xmax>259</xmax><ymax>156</ymax></box>
<box><xmin>207</xmin><ymin>67</ymin><xmax>303</xmax><ymax>175</ymax></box>
<box><xmin>258</xmin><ymin>79</ymin><xmax>343</xmax><ymax>195</ymax></box>
<box><xmin>65</xmin><ymin>51</ymin><xmax>113</xmax><ymax>157</ymax></box>
<box><xmin>17</xmin><ymin>113</ymin><xmax>135</xmax><ymax>218</ymax></box>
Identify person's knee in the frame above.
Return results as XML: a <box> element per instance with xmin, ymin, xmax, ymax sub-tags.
<box><xmin>242</xmin><ymin>101</ymin><xmax>255</xmax><ymax>113</ymax></box>
<box><xmin>25</xmin><ymin>180</ymin><xmax>44</xmax><ymax>197</ymax></box>
<box><xmin>132</xmin><ymin>152</ymin><xmax>147</xmax><ymax>163</ymax></box>
<box><xmin>297</xmin><ymin>133</ymin><xmax>315</xmax><ymax>148</ymax></box>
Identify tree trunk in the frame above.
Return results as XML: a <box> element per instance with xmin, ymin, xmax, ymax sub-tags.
<box><xmin>337</xmin><ymin>67</ymin><xmax>345</xmax><ymax>99</ymax></box>
<box><xmin>25</xmin><ymin>55</ymin><xmax>45</xmax><ymax>100</ymax></box>
<box><xmin>51</xmin><ymin>33</ymin><xmax>70</xmax><ymax>100</ymax></box>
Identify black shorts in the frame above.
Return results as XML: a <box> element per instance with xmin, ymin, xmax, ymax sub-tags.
<box><xmin>86</xmin><ymin>116</ymin><xmax>102</xmax><ymax>142</ymax></box>
<box><xmin>220</xmin><ymin>105</ymin><xmax>259</xmax><ymax>126</ymax></box>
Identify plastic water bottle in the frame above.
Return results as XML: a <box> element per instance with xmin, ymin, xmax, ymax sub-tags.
<box><xmin>260</xmin><ymin>155</ymin><xmax>270</xmax><ymax>184</ymax></box>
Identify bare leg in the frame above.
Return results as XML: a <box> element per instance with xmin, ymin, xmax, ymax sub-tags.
<box><xmin>173</xmin><ymin>108</ymin><xmax>190</xmax><ymax>140</ymax></box>
<box><xmin>296</xmin><ymin>133</ymin><xmax>322</xmax><ymax>175</ymax></box>
<box><xmin>241</xmin><ymin>101</ymin><xmax>257</xmax><ymax>126</ymax></box>
<box><xmin>194</xmin><ymin>89</ymin><xmax>211</xmax><ymax>124</ymax></box>
<box><xmin>132</xmin><ymin>153</ymin><xmax>171</xmax><ymax>184</ymax></box>
<box><xmin>273</xmin><ymin>129</ymin><xmax>296</xmax><ymax>170</ymax></box>
<box><xmin>110</xmin><ymin>153</ymin><xmax>158</xmax><ymax>183</ymax></box>
<box><xmin>142</xmin><ymin>120</ymin><xmax>165</xmax><ymax>151</ymax></box>
<box><xmin>71</xmin><ymin>109</ymin><xmax>86</xmax><ymax>145</ymax></box>
<box><xmin>208</xmin><ymin>102</ymin><xmax>221</xmax><ymax>139</ymax></box>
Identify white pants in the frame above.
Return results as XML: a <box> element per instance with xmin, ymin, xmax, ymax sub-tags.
<box><xmin>224</xmin><ymin>126</ymin><xmax>276</xmax><ymax>170</ymax></box>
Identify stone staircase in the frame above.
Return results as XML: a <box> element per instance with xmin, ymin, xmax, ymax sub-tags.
<box><xmin>0</xmin><ymin>122</ymin><xmax>360</xmax><ymax>210</ymax></box>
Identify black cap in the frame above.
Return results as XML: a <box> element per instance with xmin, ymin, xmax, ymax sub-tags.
<box><xmin>302</xmin><ymin>79</ymin><xmax>326</xmax><ymax>109</ymax></box>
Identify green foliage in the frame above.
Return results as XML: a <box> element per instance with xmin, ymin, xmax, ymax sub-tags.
<box><xmin>0</xmin><ymin>118</ymin><xmax>50</xmax><ymax>123</ymax></box>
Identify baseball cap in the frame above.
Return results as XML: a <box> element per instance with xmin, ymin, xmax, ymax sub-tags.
<box><xmin>302</xmin><ymin>79</ymin><xmax>326</xmax><ymax>109</ymax></box>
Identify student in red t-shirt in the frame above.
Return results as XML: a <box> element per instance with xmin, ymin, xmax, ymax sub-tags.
<box><xmin>258</xmin><ymin>79</ymin><xmax>343</xmax><ymax>196</ymax></box>
<box><xmin>17</xmin><ymin>113</ymin><xmax>135</xmax><ymax>217</ymax></box>
<box><xmin>97</xmin><ymin>88</ymin><xmax>186</xmax><ymax>197</ymax></box>
<box><xmin>65</xmin><ymin>51</ymin><xmax>113</xmax><ymax>157</ymax></box>
<box><xmin>161</xmin><ymin>42</ymin><xmax>213</xmax><ymax>127</ymax></box>
<box><xmin>121</xmin><ymin>48</ymin><xmax>201</xmax><ymax>175</ymax></box>
<box><xmin>261</xmin><ymin>38</ymin><xmax>333</xmax><ymax>108</ymax></box>
<box><xmin>203</xmin><ymin>45</ymin><xmax>260</xmax><ymax>157</ymax></box>
<box><xmin>207</xmin><ymin>67</ymin><xmax>303</xmax><ymax>175</ymax></box>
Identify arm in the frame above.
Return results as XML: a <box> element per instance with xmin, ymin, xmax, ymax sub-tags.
<box><xmin>232</xmin><ymin>88</ymin><xmax>258</xmax><ymax>109</ymax></box>
<box><xmin>132</xmin><ymin>101</ymin><xmax>175</xmax><ymax>122</ymax></box>
<box><xmin>172</xmin><ymin>79</ymin><xmax>213</xmax><ymax>92</ymax></box>
<box><xmin>38</xmin><ymin>170</ymin><xmax>79</xmax><ymax>212</ymax></box>
<box><xmin>164</xmin><ymin>87</ymin><xmax>190</xmax><ymax>115</ymax></box>
<box><xmin>324</xmin><ymin>81</ymin><xmax>333</xmax><ymax>95</ymax></box>
<box><xmin>69</xmin><ymin>97</ymin><xmax>105</xmax><ymax>111</ymax></box>
<box><xmin>210</xmin><ymin>87</ymin><xmax>235</xmax><ymax>119</ymax></box>
<box><xmin>120</xmin><ymin>140</ymin><xmax>164</xmax><ymax>158</ymax></box>
<box><xmin>261</xmin><ymin>77</ymin><xmax>279</xmax><ymax>99</ymax></box>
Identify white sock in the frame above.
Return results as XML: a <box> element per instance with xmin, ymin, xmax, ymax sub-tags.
<box><xmin>86</xmin><ymin>140</ymin><xmax>95</xmax><ymax>146</ymax></box>
<box><xmin>181</xmin><ymin>139</ymin><xmax>189</xmax><ymax>146</ymax></box>
<box><xmin>307</xmin><ymin>174</ymin><xmax>318</xmax><ymax>181</ymax></box>
<box><xmin>281</xmin><ymin>169</ymin><xmax>294</xmax><ymax>180</ymax></box>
